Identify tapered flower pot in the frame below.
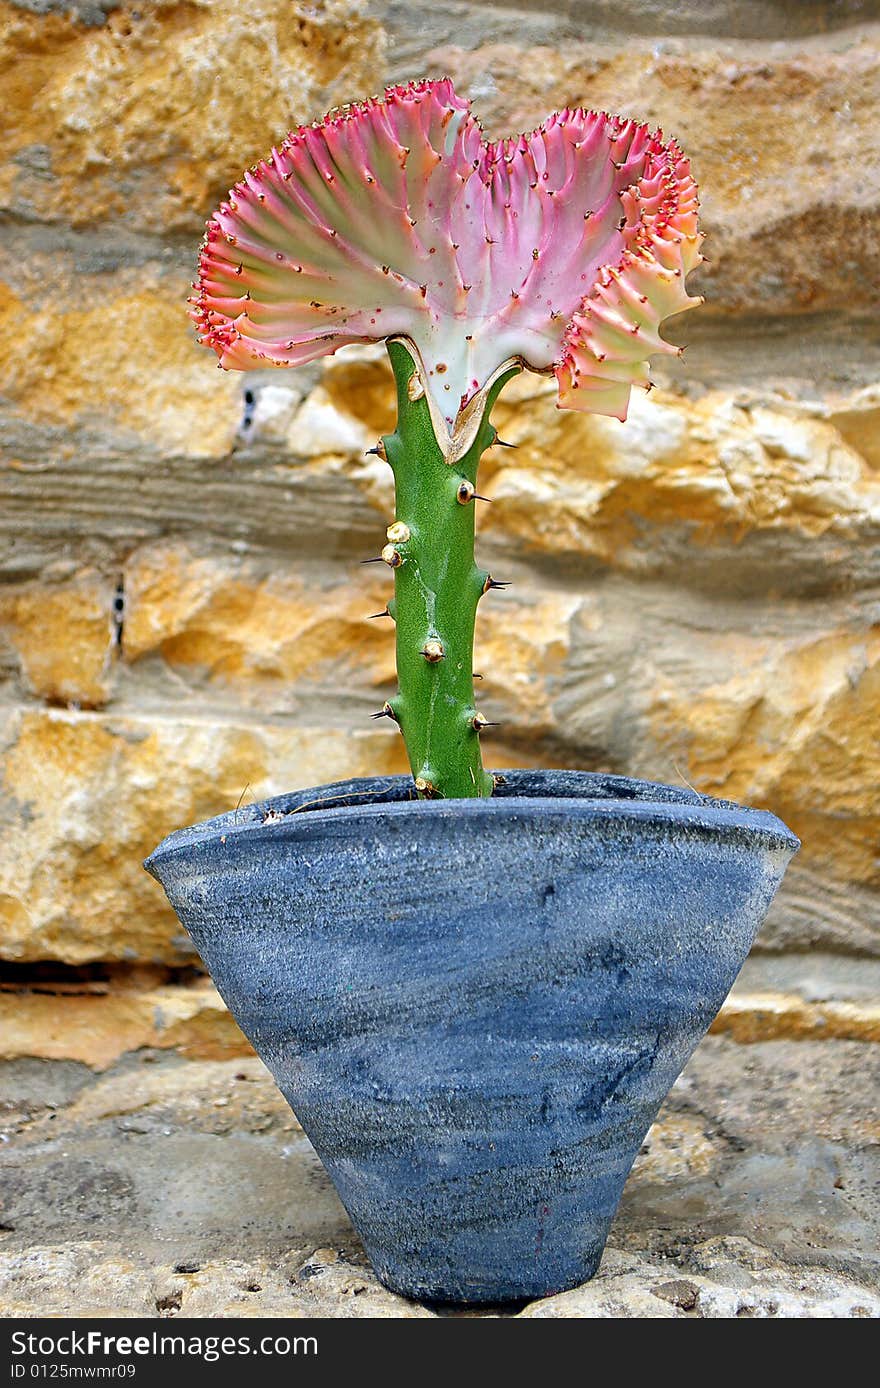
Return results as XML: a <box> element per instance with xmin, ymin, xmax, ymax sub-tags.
<box><xmin>145</xmin><ymin>769</ymin><xmax>798</xmax><ymax>1304</ymax></box>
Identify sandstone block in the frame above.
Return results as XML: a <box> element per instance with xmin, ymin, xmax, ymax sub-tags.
<box><xmin>0</xmin><ymin>566</ymin><xmax>117</xmax><ymax>706</ymax></box>
<box><xmin>0</xmin><ymin>707</ymin><xmax>407</xmax><ymax>963</ymax></box>
<box><xmin>0</xmin><ymin>0</ymin><xmax>384</xmax><ymax>233</ymax></box>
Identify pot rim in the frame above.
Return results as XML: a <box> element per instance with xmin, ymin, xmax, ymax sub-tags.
<box><xmin>145</xmin><ymin>768</ymin><xmax>800</xmax><ymax>878</ymax></box>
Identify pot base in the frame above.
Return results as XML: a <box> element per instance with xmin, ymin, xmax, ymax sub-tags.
<box><xmin>373</xmin><ymin>1251</ymin><xmax>605</xmax><ymax>1307</ymax></box>
<box><xmin>146</xmin><ymin>769</ymin><xmax>799</xmax><ymax>1305</ymax></box>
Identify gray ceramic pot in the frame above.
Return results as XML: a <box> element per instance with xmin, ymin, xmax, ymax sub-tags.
<box><xmin>145</xmin><ymin>769</ymin><xmax>798</xmax><ymax>1304</ymax></box>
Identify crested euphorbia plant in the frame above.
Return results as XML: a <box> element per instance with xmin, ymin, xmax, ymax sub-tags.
<box><xmin>190</xmin><ymin>78</ymin><xmax>703</xmax><ymax>800</ymax></box>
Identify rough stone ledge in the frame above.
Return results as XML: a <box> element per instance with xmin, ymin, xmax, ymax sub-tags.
<box><xmin>0</xmin><ymin>1035</ymin><xmax>876</xmax><ymax>1317</ymax></box>
<box><xmin>2</xmin><ymin>960</ymin><xmax>880</xmax><ymax>1070</ymax></box>
<box><xmin>0</xmin><ymin>1236</ymin><xmax>876</xmax><ymax>1319</ymax></box>
<box><xmin>710</xmin><ymin>992</ymin><xmax>880</xmax><ymax>1045</ymax></box>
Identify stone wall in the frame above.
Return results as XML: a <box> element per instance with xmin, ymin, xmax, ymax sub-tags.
<box><xmin>1</xmin><ymin>0</ymin><xmax>879</xmax><ymax>1062</ymax></box>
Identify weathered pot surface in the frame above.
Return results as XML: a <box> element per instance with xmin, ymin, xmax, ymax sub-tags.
<box><xmin>145</xmin><ymin>769</ymin><xmax>799</xmax><ymax>1304</ymax></box>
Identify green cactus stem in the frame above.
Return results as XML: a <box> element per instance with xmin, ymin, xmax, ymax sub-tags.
<box><xmin>379</xmin><ymin>340</ymin><xmax>518</xmax><ymax>800</ymax></box>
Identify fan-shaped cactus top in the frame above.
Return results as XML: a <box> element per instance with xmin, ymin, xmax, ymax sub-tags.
<box><xmin>191</xmin><ymin>77</ymin><xmax>703</xmax><ymax>458</ymax></box>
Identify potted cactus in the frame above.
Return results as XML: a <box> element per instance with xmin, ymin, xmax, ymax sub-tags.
<box><xmin>146</xmin><ymin>79</ymin><xmax>799</xmax><ymax>1305</ymax></box>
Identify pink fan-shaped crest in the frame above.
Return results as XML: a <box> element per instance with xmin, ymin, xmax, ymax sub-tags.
<box><xmin>190</xmin><ymin>78</ymin><xmax>703</xmax><ymax>457</ymax></box>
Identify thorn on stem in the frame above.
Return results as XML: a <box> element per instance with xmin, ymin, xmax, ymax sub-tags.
<box><xmin>457</xmin><ymin>479</ymin><xmax>493</xmax><ymax>505</ymax></box>
<box><xmin>421</xmin><ymin>639</ymin><xmax>445</xmax><ymax>663</ymax></box>
<box><xmin>471</xmin><ymin>712</ymin><xmax>497</xmax><ymax>732</ymax></box>
<box><xmin>371</xmin><ymin>702</ymin><xmax>399</xmax><ymax>722</ymax></box>
<box><xmin>483</xmin><ymin>576</ymin><xmax>511</xmax><ymax>594</ymax></box>
<box><xmin>368</xmin><ymin>608</ymin><xmax>392</xmax><ymax>620</ymax></box>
